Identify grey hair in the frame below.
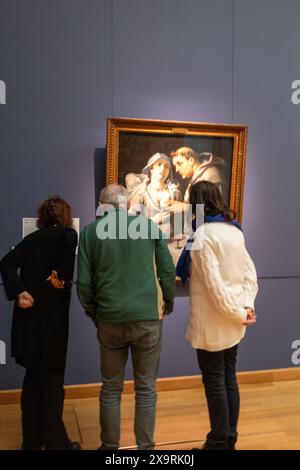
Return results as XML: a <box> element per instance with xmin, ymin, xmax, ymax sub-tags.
<box><xmin>99</xmin><ymin>184</ymin><xmax>128</xmax><ymax>207</ymax></box>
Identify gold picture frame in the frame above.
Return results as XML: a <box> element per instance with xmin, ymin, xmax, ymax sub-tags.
<box><xmin>106</xmin><ymin>117</ymin><xmax>247</xmax><ymax>222</ymax></box>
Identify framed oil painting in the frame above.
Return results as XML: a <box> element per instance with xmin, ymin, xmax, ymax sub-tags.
<box><xmin>106</xmin><ymin>117</ymin><xmax>247</xmax><ymax>265</ymax></box>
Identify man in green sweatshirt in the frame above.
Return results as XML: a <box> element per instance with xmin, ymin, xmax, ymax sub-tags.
<box><xmin>77</xmin><ymin>184</ymin><xmax>176</xmax><ymax>450</ymax></box>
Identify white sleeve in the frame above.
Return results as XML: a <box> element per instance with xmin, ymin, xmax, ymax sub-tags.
<box><xmin>243</xmin><ymin>249</ymin><xmax>259</xmax><ymax>310</ymax></box>
<box><xmin>195</xmin><ymin>238</ymin><xmax>247</xmax><ymax>325</ymax></box>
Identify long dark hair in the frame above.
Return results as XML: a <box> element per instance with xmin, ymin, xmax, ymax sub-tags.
<box><xmin>37</xmin><ymin>195</ymin><xmax>73</xmax><ymax>229</ymax></box>
<box><xmin>189</xmin><ymin>181</ymin><xmax>235</xmax><ymax>223</ymax></box>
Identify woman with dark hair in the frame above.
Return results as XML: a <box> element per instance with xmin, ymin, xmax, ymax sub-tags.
<box><xmin>179</xmin><ymin>181</ymin><xmax>258</xmax><ymax>450</ymax></box>
<box><xmin>0</xmin><ymin>196</ymin><xmax>79</xmax><ymax>450</ymax></box>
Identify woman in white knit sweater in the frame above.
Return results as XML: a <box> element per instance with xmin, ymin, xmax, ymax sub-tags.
<box><xmin>185</xmin><ymin>181</ymin><xmax>258</xmax><ymax>450</ymax></box>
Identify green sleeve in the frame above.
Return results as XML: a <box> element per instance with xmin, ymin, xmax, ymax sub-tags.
<box><xmin>155</xmin><ymin>236</ymin><xmax>176</xmax><ymax>314</ymax></box>
<box><xmin>76</xmin><ymin>228</ymin><xmax>97</xmax><ymax>321</ymax></box>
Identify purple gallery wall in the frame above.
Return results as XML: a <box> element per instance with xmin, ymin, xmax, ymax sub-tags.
<box><xmin>0</xmin><ymin>0</ymin><xmax>300</xmax><ymax>389</ymax></box>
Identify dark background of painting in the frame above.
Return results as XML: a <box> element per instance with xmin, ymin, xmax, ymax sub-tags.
<box><xmin>1</xmin><ymin>0</ymin><xmax>300</xmax><ymax>388</ymax></box>
<box><xmin>118</xmin><ymin>132</ymin><xmax>233</xmax><ymax>203</ymax></box>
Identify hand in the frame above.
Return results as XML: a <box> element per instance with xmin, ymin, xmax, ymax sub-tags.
<box><xmin>18</xmin><ymin>291</ymin><xmax>34</xmax><ymax>309</ymax></box>
<box><xmin>243</xmin><ymin>307</ymin><xmax>257</xmax><ymax>326</ymax></box>
<box><xmin>151</xmin><ymin>212</ymin><xmax>163</xmax><ymax>224</ymax></box>
<box><xmin>162</xmin><ymin>309</ymin><xmax>171</xmax><ymax>320</ymax></box>
<box><xmin>46</xmin><ymin>270</ymin><xmax>65</xmax><ymax>289</ymax></box>
<box><xmin>169</xmin><ymin>201</ymin><xmax>187</xmax><ymax>213</ymax></box>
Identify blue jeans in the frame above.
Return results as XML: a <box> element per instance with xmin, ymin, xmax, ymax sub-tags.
<box><xmin>196</xmin><ymin>344</ymin><xmax>240</xmax><ymax>449</ymax></box>
<box><xmin>97</xmin><ymin>320</ymin><xmax>163</xmax><ymax>450</ymax></box>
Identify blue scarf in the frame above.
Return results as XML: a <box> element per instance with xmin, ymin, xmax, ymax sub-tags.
<box><xmin>176</xmin><ymin>215</ymin><xmax>242</xmax><ymax>285</ymax></box>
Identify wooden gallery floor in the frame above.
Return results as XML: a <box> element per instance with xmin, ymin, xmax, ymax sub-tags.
<box><xmin>1</xmin><ymin>379</ymin><xmax>300</xmax><ymax>450</ymax></box>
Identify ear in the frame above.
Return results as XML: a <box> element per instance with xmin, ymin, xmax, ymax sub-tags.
<box><xmin>96</xmin><ymin>203</ymin><xmax>103</xmax><ymax>217</ymax></box>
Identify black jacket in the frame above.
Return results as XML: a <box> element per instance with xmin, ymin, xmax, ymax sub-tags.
<box><xmin>0</xmin><ymin>226</ymin><xmax>77</xmax><ymax>368</ymax></box>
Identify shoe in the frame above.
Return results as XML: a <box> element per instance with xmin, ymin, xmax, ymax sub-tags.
<box><xmin>227</xmin><ymin>437</ymin><xmax>237</xmax><ymax>450</ymax></box>
<box><xmin>70</xmin><ymin>441</ymin><xmax>81</xmax><ymax>450</ymax></box>
<box><xmin>97</xmin><ymin>446</ymin><xmax>118</xmax><ymax>450</ymax></box>
<box><xmin>22</xmin><ymin>442</ymin><xmax>44</xmax><ymax>451</ymax></box>
<box><xmin>191</xmin><ymin>444</ymin><xmax>209</xmax><ymax>451</ymax></box>
<box><xmin>192</xmin><ymin>440</ymin><xmax>228</xmax><ymax>450</ymax></box>
<box><xmin>22</xmin><ymin>446</ymin><xmax>44</xmax><ymax>451</ymax></box>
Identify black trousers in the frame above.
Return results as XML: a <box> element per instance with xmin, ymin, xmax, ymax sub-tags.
<box><xmin>21</xmin><ymin>365</ymin><xmax>72</xmax><ymax>450</ymax></box>
<box><xmin>196</xmin><ymin>344</ymin><xmax>240</xmax><ymax>449</ymax></box>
